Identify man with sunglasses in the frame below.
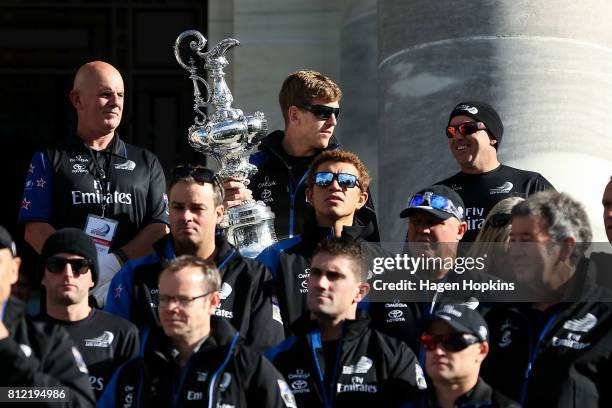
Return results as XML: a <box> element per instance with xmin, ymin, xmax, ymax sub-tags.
<box><xmin>482</xmin><ymin>191</ymin><xmax>612</xmax><ymax>408</ymax></box>
<box><xmin>257</xmin><ymin>149</ymin><xmax>383</xmax><ymax>333</ymax></box>
<box><xmin>267</xmin><ymin>237</ymin><xmax>426</xmax><ymax>407</ymax></box>
<box><xmin>368</xmin><ymin>185</ymin><xmax>505</xmax><ymax>353</ymax></box>
<box><xmin>98</xmin><ymin>255</ymin><xmax>296</xmax><ymax>408</ymax></box>
<box><xmin>36</xmin><ymin>228</ymin><xmax>139</xmax><ymax>399</ymax></box>
<box><xmin>19</xmin><ymin>61</ymin><xmax>169</xmax><ymax>307</ymax></box>
<box><xmin>436</xmin><ymin>101</ymin><xmax>553</xmax><ymax>242</ymax></box>
<box><xmin>0</xmin><ymin>225</ymin><xmax>96</xmax><ymax>406</ymax></box>
<box><xmin>403</xmin><ymin>303</ymin><xmax>519</xmax><ymax>408</ymax></box>
<box><xmin>224</xmin><ymin>70</ymin><xmax>380</xmax><ymax>242</ymax></box>
<box><xmin>105</xmin><ymin>165</ymin><xmax>284</xmax><ymax>351</ymax></box>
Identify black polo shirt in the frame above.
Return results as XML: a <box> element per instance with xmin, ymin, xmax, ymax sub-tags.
<box><xmin>19</xmin><ymin>133</ymin><xmax>168</xmax><ymax>250</ymax></box>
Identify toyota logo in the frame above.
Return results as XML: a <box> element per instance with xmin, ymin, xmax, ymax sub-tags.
<box><xmin>388</xmin><ymin>309</ymin><xmax>403</xmax><ymax>319</ymax></box>
<box><xmin>301</xmin><ymin>280</ymin><xmax>308</xmax><ymax>289</ymax></box>
<box><xmin>291</xmin><ymin>380</ymin><xmax>308</xmax><ymax>390</ymax></box>
<box><xmin>261</xmin><ymin>189</ymin><xmax>272</xmax><ymax>199</ymax></box>
<box><xmin>73</xmin><ymin>164</ymin><xmax>85</xmax><ymax>170</ymax></box>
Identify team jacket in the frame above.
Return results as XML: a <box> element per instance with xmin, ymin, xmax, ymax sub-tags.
<box><xmin>36</xmin><ymin>309</ymin><xmax>139</xmax><ymax>399</ymax></box>
<box><xmin>481</xmin><ymin>258</ymin><xmax>612</xmax><ymax>407</ymax></box>
<box><xmin>98</xmin><ymin>317</ymin><xmax>296</xmax><ymax>408</ymax></box>
<box><xmin>266</xmin><ymin>311</ymin><xmax>427</xmax><ymax>407</ymax></box>
<box><xmin>104</xmin><ymin>234</ymin><xmax>284</xmax><ymax>351</ymax></box>
<box><xmin>0</xmin><ymin>297</ymin><xmax>96</xmax><ymax>407</ymax></box>
<box><xmin>19</xmin><ymin>133</ymin><xmax>168</xmax><ymax>251</ymax></box>
<box><xmin>256</xmin><ymin>220</ymin><xmax>381</xmax><ymax>335</ymax></box>
<box><xmin>436</xmin><ymin>164</ymin><xmax>554</xmax><ymax>242</ymax></box>
<box><xmin>401</xmin><ymin>377</ymin><xmax>519</xmax><ymax>408</ymax></box>
<box><xmin>249</xmin><ymin>130</ymin><xmax>380</xmax><ymax>241</ymax></box>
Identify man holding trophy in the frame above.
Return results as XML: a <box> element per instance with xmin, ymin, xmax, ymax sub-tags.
<box><xmin>225</xmin><ymin>70</ymin><xmax>380</xmax><ymax>242</ymax></box>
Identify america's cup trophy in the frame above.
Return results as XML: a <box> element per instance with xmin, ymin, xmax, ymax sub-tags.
<box><xmin>174</xmin><ymin>30</ymin><xmax>276</xmax><ymax>257</ymax></box>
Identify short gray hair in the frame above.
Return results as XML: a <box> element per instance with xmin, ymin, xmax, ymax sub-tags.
<box><xmin>511</xmin><ymin>191</ymin><xmax>592</xmax><ymax>265</ymax></box>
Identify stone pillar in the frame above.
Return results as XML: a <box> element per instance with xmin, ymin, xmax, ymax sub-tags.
<box><xmin>378</xmin><ymin>0</ymin><xmax>612</xmax><ymax>242</ymax></box>
<box><xmin>338</xmin><ymin>0</ymin><xmax>379</xmax><ymax>208</ymax></box>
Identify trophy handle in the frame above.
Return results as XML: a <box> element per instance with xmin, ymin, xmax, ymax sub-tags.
<box><xmin>175</xmin><ymin>30</ymin><xmax>212</xmax><ymax>125</ymax></box>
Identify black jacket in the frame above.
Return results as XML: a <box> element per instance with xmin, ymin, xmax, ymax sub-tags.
<box><xmin>401</xmin><ymin>377</ymin><xmax>519</xmax><ymax>408</ymax></box>
<box><xmin>257</xmin><ymin>220</ymin><xmax>382</xmax><ymax>335</ymax></box>
<box><xmin>104</xmin><ymin>234</ymin><xmax>284</xmax><ymax>352</ymax></box>
<box><xmin>98</xmin><ymin>317</ymin><xmax>296</xmax><ymax>408</ymax></box>
<box><xmin>482</xmin><ymin>258</ymin><xmax>612</xmax><ymax>407</ymax></box>
<box><xmin>266</xmin><ymin>311</ymin><xmax>427</xmax><ymax>407</ymax></box>
<box><xmin>249</xmin><ymin>130</ymin><xmax>379</xmax><ymax>241</ymax></box>
<box><xmin>0</xmin><ymin>297</ymin><xmax>96</xmax><ymax>407</ymax></box>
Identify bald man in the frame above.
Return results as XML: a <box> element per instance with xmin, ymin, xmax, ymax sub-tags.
<box><xmin>20</xmin><ymin>61</ymin><xmax>169</xmax><ymax>307</ymax></box>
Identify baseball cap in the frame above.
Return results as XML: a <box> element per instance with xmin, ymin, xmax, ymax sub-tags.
<box><xmin>426</xmin><ymin>302</ymin><xmax>489</xmax><ymax>342</ymax></box>
<box><xmin>448</xmin><ymin>101</ymin><xmax>504</xmax><ymax>148</ymax></box>
<box><xmin>0</xmin><ymin>225</ymin><xmax>16</xmax><ymax>257</ymax></box>
<box><xmin>41</xmin><ymin>228</ymin><xmax>99</xmax><ymax>286</ymax></box>
<box><xmin>399</xmin><ymin>184</ymin><xmax>465</xmax><ymax>221</ymax></box>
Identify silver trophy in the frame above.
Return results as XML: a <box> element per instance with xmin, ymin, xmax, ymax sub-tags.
<box><xmin>174</xmin><ymin>30</ymin><xmax>276</xmax><ymax>257</ymax></box>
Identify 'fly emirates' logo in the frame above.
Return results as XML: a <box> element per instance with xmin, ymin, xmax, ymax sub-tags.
<box><xmin>72</xmin><ymin>181</ymin><xmax>132</xmax><ymax>205</ymax></box>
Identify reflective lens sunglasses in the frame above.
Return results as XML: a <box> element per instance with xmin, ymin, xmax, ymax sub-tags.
<box><xmin>421</xmin><ymin>333</ymin><xmax>480</xmax><ymax>352</ymax></box>
<box><xmin>408</xmin><ymin>192</ymin><xmax>463</xmax><ymax>220</ymax></box>
<box><xmin>45</xmin><ymin>257</ymin><xmax>93</xmax><ymax>276</ymax></box>
<box><xmin>172</xmin><ymin>166</ymin><xmax>221</xmax><ymax>188</ymax></box>
<box><xmin>158</xmin><ymin>292</ymin><xmax>211</xmax><ymax>308</ymax></box>
<box><xmin>299</xmin><ymin>103</ymin><xmax>340</xmax><ymax>120</ymax></box>
<box><xmin>487</xmin><ymin>213</ymin><xmax>512</xmax><ymax>228</ymax></box>
<box><xmin>314</xmin><ymin>172</ymin><xmax>360</xmax><ymax>189</ymax></box>
<box><xmin>446</xmin><ymin>121</ymin><xmax>486</xmax><ymax>138</ymax></box>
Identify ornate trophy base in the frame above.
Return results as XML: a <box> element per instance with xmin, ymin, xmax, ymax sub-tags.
<box><xmin>221</xmin><ymin>200</ymin><xmax>277</xmax><ymax>258</ymax></box>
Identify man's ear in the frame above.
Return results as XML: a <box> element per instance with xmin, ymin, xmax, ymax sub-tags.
<box><xmin>287</xmin><ymin>106</ymin><xmax>300</xmax><ymax>125</ymax></box>
<box><xmin>215</xmin><ymin>205</ymin><xmax>225</xmax><ymax>224</ymax></box>
<box><xmin>355</xmin><ymin>282</ymin><xmax>370</xmax><ymax>303</ymax></box>
<box><xmin>209</xmin><ymin>292</ymin><xmax>221</xmax><ymax>315</ymax></box>
<box><xmin>11</xmin><ymin>257</ymin><xmax>21</xmax><ymax>286</ymax></box>
<box><xmin>457</xmin><ymin>220</ymin><xmax>468</xmax><ymax>240</ymax></box>
<box><xmin>490</xmin><ymin>137</ymin><xmax>497</xmax><ymax>147</ymax></box>
<box><xmin>355</xmin><ymin>191</ymin><xmax>369</xmax><ymax>210</ymax></box>
<box><xmin>305</xmin><ymin>187</ymin><xmax>314</xmax><ymax>207</ymax></box>
<box><xmin>558</xmin><ymin>236</ymin><xmax>576</xmax><ymax>263</ymax></box>
<box><xmin>69</xmin><ymin>90</ymin><xmax>81</xmax><ymax>110</ymax></box>
<box><xmin>478</xmin><ymin>341</ymin><xmax>490</xmax><ymax>361</ymax></box>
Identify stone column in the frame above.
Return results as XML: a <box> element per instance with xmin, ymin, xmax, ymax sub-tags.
<box><xmin>378</xmin><ymin>0</ymin><xmax>612</xmax><ymax>242</ymax></box>
<box><xmin>338</xmin><ymin>0</ymin><xmax>379</xmax><ymax>208</ymax></box>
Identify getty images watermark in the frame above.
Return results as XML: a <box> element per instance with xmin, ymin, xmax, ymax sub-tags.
<box><xmin>369</xmin><ymin>253</ymin><xmax>515</xmax><ymax>295</ymax></box>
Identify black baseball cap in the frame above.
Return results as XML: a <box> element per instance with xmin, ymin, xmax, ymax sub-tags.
<box><xmin>400</xmin><ymin>184</ymin><xmax>465</xmax><ymax>221</ymax></box>
<box><xmin>448</xmin><ymin>101</ymin><xmax>504</xmax><ymax>148</ymax></box>
<box><xmin>425</xmin><ymin>303</ymin><xmax>489</xmax><ymax>342</ymax></box>
<box><xmin>0</xmin><ymin>225</ymin><xmax>16</xmax><ymax>257</ymax></box>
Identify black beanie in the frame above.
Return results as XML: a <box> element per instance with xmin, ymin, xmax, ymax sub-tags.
<box><xmin>41</xmin><ymin>228</ymin><xmax>99</xmax><ymax>286</ymax></box>
<box><xmin>448</xmin><ymin>101</ymin><xmax>504</xmax><ymax>149</ymax></box>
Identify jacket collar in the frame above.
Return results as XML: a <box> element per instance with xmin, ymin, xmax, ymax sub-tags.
<box><xmin>153</xmin><ymin>233</ymin><xmax>237</xmax><ymax>268</ymax></box>
<box><xmin>427</xmin><ymin>377</ymin><xmax>493</xmax><ymax>407</ymax></box>
<box><xmin>259</xmin><ymin>130</ymin><xmax>340</xmax><ymax>164</ymax></box>
<box><xmin>291</xmin><ymin>309</ymin><xmax>371</xmax><ymax>342</ymax></box>
<box><xmin>66</xmin><ymin>132</ymin><xmax>128</xmax><ymax>159</ymax></box>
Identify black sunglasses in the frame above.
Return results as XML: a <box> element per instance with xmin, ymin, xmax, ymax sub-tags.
<box><xmin>421</xmin><ymin>332</ymin><xmax>480</xmax><ymax>352</ymax></box>
<box><xmin>446</xmin><ymin>121</ymin><xmax>486</xmax><ymax>138</ymax></box>
<box><xmin>45</xmin><ymin>257</ymin><xmax>93</xmax><ymax>276</ymax></box>
<box><xmin>314</xmin><ymin>172</ymin><xmax>360</xmax><ymax>189</ymax></box>
<box><xmin>487</xmin><ymin>213</ymin><xmax>512</xmax><ymax>228</ymax></box>
<box><xmin>172</xmin><ymin>166</ymin><xmax>221</xmax><ymax>188</ymax></box>
<box><xmin>299</xmin><ymin>103</ymin><xmax>340</xmax><ymax>120</ymax></box>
